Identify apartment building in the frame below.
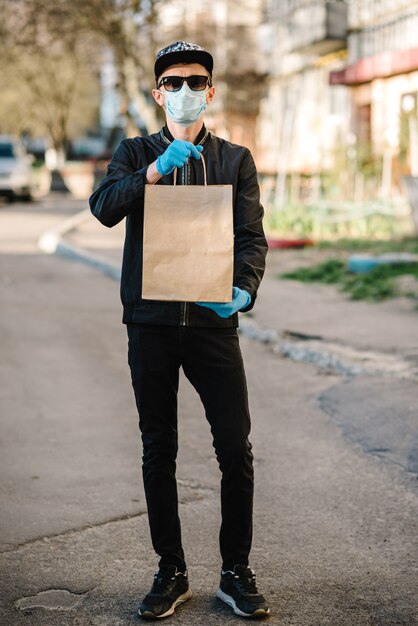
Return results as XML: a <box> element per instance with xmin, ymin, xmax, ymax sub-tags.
<box><xmin>149</xmin><ymin>0</ymin><xmax>418</xmax><ymax>198</ymax></box>
<box><xmin>257</xmin><ymin>0</ymin><xmax>350</xmax><ymax>180</ymax></box>
<box><xmin>330</xmin><ymin>0</ymin><xmax>418</xmax><ymax>179</ymax></box>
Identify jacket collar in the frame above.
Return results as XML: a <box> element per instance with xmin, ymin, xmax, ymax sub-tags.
<box><xmin>160</xmin><ymin>123</ymin><xmax>209</xmax><ymax>147</ymax></box>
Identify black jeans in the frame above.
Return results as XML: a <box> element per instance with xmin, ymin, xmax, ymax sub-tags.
<box><xmin>126</xmin><ymin>323</ymin><xmax>254</xmax><ymax>572</ymax></box>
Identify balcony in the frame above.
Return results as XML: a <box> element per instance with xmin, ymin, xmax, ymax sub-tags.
<box><xmin>287</xmin><ymin>1</ymin><xmax>348</xmax><ymax>56</ymax></box>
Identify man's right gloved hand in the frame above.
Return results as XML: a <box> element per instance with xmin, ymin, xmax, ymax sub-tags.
<box><xmin>156</xmin><ymin>139</ymin><xmax>203</xmax><ymax>176</ymax></box>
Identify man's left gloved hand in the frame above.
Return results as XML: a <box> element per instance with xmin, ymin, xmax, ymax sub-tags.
<box><xmin>195</xmin><ymin>286</ymin><xmax>251</xmax><ymax>318</ymax></box>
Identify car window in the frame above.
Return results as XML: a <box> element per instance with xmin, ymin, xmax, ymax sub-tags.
<box><xmin>0</xmin><ymin>143</ymin><xmax>15</xmax><ymax>158</ymax></box>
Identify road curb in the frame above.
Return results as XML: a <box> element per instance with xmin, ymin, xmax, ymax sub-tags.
<box><xmin>238</xmin><ymin>321</ymin><xmax>418</xmax><ymax>380</ymax></box>
<box><xmin>38</xmin><ymin>208</ymin><xmax>92</xmax><ymax>252</ymax></box>
<box><xmin>55</xmin><ymin>240</ymin><xmax>122</xmax><ymax>281</ymax></box>
<box><xmin>37</xmin><ymin>208</ymin><xmax>122</xmax><ymax>282</ymax></box>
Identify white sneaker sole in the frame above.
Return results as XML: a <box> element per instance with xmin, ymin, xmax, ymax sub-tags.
<box><xmin>216</xmin><ymin>587</ymin><xmax>270</xmax><ymax>618</ymax></box>
<box><xmin>138</xmin><ymin>588</ymin><xmax>192</xmax><ymax>619</ymax></box>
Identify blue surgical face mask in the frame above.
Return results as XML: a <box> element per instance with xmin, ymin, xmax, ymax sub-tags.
<box><xmin>161</xmin><ymin>84</ymin><xmax>207</xmax><ymax>127</ymax></box>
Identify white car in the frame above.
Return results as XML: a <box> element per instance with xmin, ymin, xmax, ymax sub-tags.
<box><xmin>0</xmin><ymin>136</ymin><xmax>34</xmax><ymax>201</ymax></box>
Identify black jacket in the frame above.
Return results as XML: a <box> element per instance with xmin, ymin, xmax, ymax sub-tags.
<box><xmin>89</xmin><ymin>124</ymin><xmax>268</xmax><ymax>327</ymax></box>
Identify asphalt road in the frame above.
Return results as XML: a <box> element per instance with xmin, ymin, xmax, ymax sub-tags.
<box><xmin>0</xmin><ymin>195</ymin><xmax>417</xmax><ymax>626</ymax></box>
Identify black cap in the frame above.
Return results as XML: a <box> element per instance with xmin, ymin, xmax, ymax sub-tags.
<box><xmin>155</xmin><ymin>41</ymin><xmax>214</xmax><ymax>80</ymax></box>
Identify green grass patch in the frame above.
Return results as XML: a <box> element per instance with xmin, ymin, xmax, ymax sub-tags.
<box><xmin>279</xmin><ymin>259</ymin><xmax>418</xmax><ymax>302</ymax></box>
<box><xmin>281</xmin><ymin>259</ymin><xmax>346</xmax><ymax>284</ymax></box>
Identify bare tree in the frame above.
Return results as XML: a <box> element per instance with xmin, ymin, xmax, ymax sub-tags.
<box><xmin>0</xmin><ymin>0</ymin><xmax>102</xmax><ymax>157</ymax></box>
<box><xmin>49</xmin><ymin>0</ymin><xmax>161</xmax><ymax>135</ymax></box>
<box><xmin>0</xmin><ymin>0</ymin><xmax>165</xmax><ymax>153</ymax></box>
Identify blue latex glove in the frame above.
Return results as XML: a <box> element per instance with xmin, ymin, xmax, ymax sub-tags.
<box><xmin>196</xmin><ymin>286</ymin><xmax>251</xmax><ymax>318</ymax></box>
<box><xmin>156</xmin><ymin>139</ymin><xmax>203</xmax><ymax>176</ymax></box>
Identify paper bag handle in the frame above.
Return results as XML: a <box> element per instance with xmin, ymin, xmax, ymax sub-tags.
<box><xmin>173</xmin><ymin>152</ymin><xmax>207</xmax><ymax>186</ymax></box>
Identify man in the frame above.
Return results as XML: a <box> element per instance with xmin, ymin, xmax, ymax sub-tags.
<box><xmin>89</xmin><ymin>41</ymin><xmax>269</xmax><ymax>620</ymax></box>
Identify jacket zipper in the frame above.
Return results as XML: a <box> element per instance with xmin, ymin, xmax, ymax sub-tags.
<box><xmin>181</xmin><ymin>301</ymin><xmax>188</xmax><ymax>326</ymax></box>
<box><xmin>181</xmin><ymin>163</ymin><xmax>188</xmax><ymax>327</ymax></box>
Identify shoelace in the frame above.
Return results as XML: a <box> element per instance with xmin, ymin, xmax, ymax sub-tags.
<box><xmin>233</xmin><ymin>569</ymin><xmax>259</xmax><ymax>594</ymax></box>
<box><xmin>150</xmin><ymin>572</ymin><xmax>177</xmax><ymax>594</ymax></box>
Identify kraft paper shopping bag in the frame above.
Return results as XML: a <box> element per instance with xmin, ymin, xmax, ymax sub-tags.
<box><xmin>142</xmin><ymin>154</ymin><xmax>233</xmax><ymax>302</ymax></box>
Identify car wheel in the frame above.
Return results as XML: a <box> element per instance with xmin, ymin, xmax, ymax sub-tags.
<box><xmin>20</xmin><ymin>188</ymin><xmax>33</xmax><ymax>202</ymax></box>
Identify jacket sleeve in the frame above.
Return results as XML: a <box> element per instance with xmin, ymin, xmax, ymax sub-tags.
<box><xmin>233</xmin><ymin>148</ymin><xmax>268</xmax><ymax>313</ymax></box>
<box><xmin>89</xmin><ymin>139</ymin><xmax>149</xmax><ymax>228</ymax></box>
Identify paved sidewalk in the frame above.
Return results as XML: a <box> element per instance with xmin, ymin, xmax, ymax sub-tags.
<box><xmin>64</xmin><ymin>212</ymin><xmax>124</xmax><ymax>267</ymax></box>
<box><xmin>255</xmin><ymin>247</ymin><xmax>418</xmax><ymax>356</ymax></box>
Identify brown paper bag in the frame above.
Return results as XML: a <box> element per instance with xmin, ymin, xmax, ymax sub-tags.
<box><xmin>142</xmin><ymin>155</ymin><xmax>233</xmax><ymax>302</ymax></box>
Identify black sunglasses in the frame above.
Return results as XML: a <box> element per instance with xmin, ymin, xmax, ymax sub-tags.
<box><xmin>157</xmin><ymin>75</ymin><xmax>212</xmax><ymax>92</ymax></box>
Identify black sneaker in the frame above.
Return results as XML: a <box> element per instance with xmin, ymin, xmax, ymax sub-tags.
<box><xmin>216</xmin><ymin>564</ymin><xmax>270</xmax><ymax>618</ymax></box>
<box><xmin>138</xmin><ymin>565</ymin><xmax>192</xmax><ymax>619</ymax></box>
